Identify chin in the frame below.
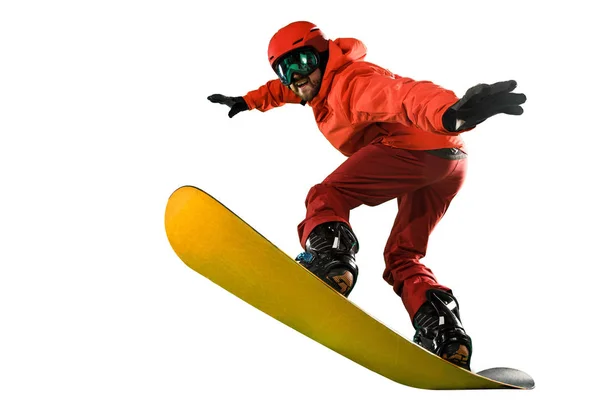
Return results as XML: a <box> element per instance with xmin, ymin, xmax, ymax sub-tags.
<box><xmin>302</xmin><ymin>89</ymin><xmax>319</xmax><ymax>102</ymax></box>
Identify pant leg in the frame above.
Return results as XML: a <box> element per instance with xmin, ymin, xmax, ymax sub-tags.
<box><xmin>382</xmin><ymin>156</ymin><xmax>467</xmax><ymax>320</ymax></box>
<box><xmin>297</xmin><ymin>143</ymin><xmax>466</xmax><ymax>318</ymax></box>
<box><xmin>297</xmin><ymin>143</ymin><xmax>433</xmax><ymax>247</ymax></box>
<box><xmin>297</xmin><ymin>142</ymin><xmax>461</xmax><ymax>246</ymax></box>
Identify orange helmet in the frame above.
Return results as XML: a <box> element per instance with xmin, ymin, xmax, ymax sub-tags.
<box><xmin>267</xmin><ymin>21</ymin><xmax>329</xmax><ymax>68</ymax></box>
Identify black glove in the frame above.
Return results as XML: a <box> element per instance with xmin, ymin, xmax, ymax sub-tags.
<box><xmin>207</xmin><ymin>94</ymin><xmax>249</xmax><ymax>118</ymax></box>
<box><xmin>443</xmin><ymin>80</ymin><xmax>526</xmax><ymax>132</ymax></box>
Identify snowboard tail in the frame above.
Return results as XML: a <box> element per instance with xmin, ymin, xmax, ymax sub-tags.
<box><xmin>164</xmin><ymin>185</ymin><xmax>534</xmax><ymax>390</ymax></box>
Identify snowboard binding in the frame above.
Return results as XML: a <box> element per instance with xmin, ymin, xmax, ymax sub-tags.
<box><xmin>412</xmin><ymin>289</ymin><xmax>473</xmax><ymax>370</ymax></box>
<box><xmin>295</xmin><ymin>222</ymin><xmax>359</xmax><ymax>297</ymax></box>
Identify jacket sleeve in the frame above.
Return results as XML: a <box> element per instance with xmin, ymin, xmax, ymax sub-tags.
<box><xmin>341</xmin><ymin>72</ymin><xmax>464</xmax><ymax>135</ymax></box>
<box><xmin>242</xmin><ymin>79</ymin><xmax>302</xmax><ymax>112</ymax></box>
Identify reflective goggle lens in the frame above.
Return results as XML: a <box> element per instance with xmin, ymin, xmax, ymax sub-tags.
<box><xmin>275</xmin><ymin>49</ymin><xmax>319</xmax><ymax>86</ymax></box>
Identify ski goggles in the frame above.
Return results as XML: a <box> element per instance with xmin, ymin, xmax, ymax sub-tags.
<box><xmin>273</xmin><ymin>48</ymin><xmax>319</xmax><ymax>86</ymax></box>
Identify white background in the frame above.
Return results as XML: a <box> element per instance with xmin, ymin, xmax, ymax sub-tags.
<box><xmin>1</xmin><ymin>0</ymin><xmax>598</xmax><ymax>398</ymax></box>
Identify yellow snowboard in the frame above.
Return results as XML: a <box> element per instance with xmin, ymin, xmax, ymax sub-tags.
<box><xmin>164</xmin><ymin>185</ymin><xmax>534</xmax><ymax>390</ymax></box>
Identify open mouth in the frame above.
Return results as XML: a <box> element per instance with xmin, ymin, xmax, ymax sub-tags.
<box><xmin>294</xmin><ymin>78</ymin><xmax>309</xmax><ymax>88</ymax></box>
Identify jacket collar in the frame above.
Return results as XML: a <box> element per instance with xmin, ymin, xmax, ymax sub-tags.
<box><xmin>307</xmin><ymin>38</ymin><xmax>367</xmax><ymax>107</ymax></box>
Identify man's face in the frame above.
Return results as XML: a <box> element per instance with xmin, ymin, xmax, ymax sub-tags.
<box><xmin>288</xmin><ymin>68</ymin><xmax>322</xmax><ymax>102</ymax></box>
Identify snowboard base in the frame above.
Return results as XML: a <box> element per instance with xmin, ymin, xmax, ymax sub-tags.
<box><xmin>476</xmin><ymin>367</ymin><xmax>534</xmax><ymax>389</ymax></box>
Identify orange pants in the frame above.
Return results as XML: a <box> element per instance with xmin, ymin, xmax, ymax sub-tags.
<box><xmin>297</xmin><ymin>143</ymin><xmax>467</xmax><ymax>320</ymax></box>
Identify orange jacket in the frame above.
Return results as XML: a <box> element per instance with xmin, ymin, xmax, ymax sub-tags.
<box><xmin>243</xmin><ymin>38</ymin><xmax>466</xmax><ymax>157</ymax></box>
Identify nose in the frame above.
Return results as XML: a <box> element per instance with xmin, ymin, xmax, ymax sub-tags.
<box><xmin>292</xmin><ymin>72</ymin><xmax>303</xmax><ymax>80</ymax></box>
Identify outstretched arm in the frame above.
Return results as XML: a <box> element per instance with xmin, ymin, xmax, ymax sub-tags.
<box><xmin>342</xmin><ymin>73</ymin><xmax>460</xmax><ymax>133</ymax></box>
<box><xmin>242</xmin><ymin>79</ymin><xmax>302</xmax><ymax>111</ymax></box>
<box><xmin>342</xmin><ymin>73</ymin><xmax>525</xmax><ymax>134</ymax></box>
<box><xmin>207</xmin><ymin>79</ymin><xmax>302</xmax><ymax>118</ymax></box>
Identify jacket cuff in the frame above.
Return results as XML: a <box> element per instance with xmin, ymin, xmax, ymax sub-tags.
<box><xmin>242</xmin><ymin>94</ymin><xmax>255</xmax><ymax>111</ymax></box>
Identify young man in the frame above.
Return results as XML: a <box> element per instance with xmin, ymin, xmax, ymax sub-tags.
<box><xmin>207</xmin><ymin>21</ymin><xmax>526</xmax><ymax>370</ymax></box>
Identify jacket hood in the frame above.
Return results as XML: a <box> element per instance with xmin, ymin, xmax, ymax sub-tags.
<box><xmin>307</xmin><ymin>37</ymin><xmax>367</xmax><ymax>106</ymax></box>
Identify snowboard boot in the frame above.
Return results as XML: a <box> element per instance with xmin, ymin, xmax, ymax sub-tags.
<box><xmin>295</xmin><ymin>222</ymin><xmax>359</xmax><ymax>297</ymax></box>
<box><xmin>412</xmin><ymin>289</ymin><xmax>473</xmax><ymax>370</ymax></box>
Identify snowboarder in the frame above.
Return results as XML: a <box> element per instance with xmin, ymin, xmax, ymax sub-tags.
<box><xmin>207</xmin><ymin>21</ymin><xmax>526</xmax><ymax>371</ymax></box>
